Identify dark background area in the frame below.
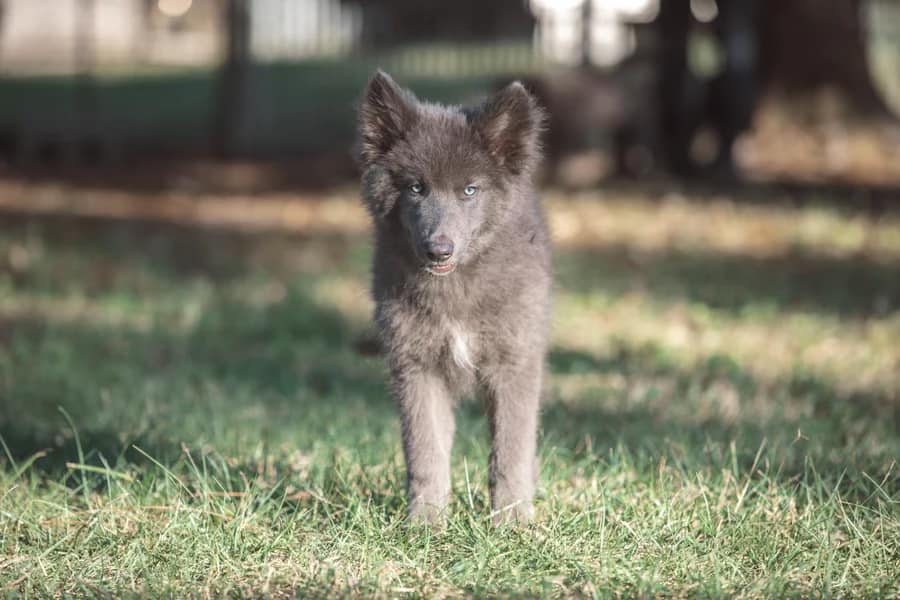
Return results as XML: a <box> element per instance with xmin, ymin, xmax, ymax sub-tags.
<box><xmin>0</xmin><ymin>0</ymin><xmax>898</xmax><ymax>195</ymax></box>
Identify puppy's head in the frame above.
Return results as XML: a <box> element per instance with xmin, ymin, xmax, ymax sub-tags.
<box><xmin>358</xmin><ymin>70</ymin><xmax>543</xmax><ymax>275</ymax></box>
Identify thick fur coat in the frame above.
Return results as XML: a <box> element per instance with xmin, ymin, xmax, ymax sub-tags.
<box><xmin>358</xmin><ymin>71</ymin><xmax>552</xmax><ymax>524</ymax></box>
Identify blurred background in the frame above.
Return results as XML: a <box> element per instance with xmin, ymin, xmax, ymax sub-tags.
<box><xmin>0</xmin><ymin>0</ymin><xmax>899</xmax><ymax>502</ymax></box>
<box><xmin>0</xmin><ymin>0</ymin><xmax>899</xmax><ymax>188</ymax></box>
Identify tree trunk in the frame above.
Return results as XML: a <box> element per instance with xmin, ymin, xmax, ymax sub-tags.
<box><xmin>760</xmin><ymin>0</ymin><xmax>892</xmax><ymax>116</ymax></box>
<box><xmin>214</xmin><ymin>0</ymin><xmax>251</xmax><ymax>158</ymax></box>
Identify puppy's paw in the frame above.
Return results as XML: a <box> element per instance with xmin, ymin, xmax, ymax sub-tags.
<box><xmin>491</xmin><ymin>500</ymin><xmax>534</xmax><ymax>526</ymax></box>
<box><xmin>406</xmin><ymin>500</ymin><xmax>448</xmax><ymax>529</ymax></box>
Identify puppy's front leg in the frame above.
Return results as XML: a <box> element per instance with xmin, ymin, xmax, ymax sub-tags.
<box><xmin>395</xmin><ymin>369</ymin><xmax>456</xmax><ymax>524</ymax></box>
<box><xmin>484</xmin><ymin>362</ymin><xmax>541</xmax><ymax>524</ymax></box>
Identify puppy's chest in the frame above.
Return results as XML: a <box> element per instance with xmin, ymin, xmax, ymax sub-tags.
<box><xmin>401</xmin><ymin>314</ymin><xmax>480</xmax><ymax>372</ymax></box>
<box><xmin>444</xmin><ymin>320</ymin><xmax>477</xmax><ymax>371</ymax></box>
<box><xmin>379</xmin><ymin>294</ymin><xmax>500</xmax><ymax>372</ymax></box>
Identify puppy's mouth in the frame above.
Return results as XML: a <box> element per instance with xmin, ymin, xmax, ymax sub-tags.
<box><xmin>425</xmin><ymin>262</ymin><xmax>457</xmax><ymax>276</ymax></box>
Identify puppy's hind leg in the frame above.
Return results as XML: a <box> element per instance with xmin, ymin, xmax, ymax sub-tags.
<box><xmin>395</xmin><ymin>369</ymin><xmax>457</xmax><ymax>525</ymax></box>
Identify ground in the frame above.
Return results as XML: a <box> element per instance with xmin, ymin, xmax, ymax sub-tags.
<box><xmin>0</xmin><ymin>177</ymin><xmax>898</xmax><ymax>597</ymax></box>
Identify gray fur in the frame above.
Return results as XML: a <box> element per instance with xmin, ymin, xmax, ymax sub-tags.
<box><xmin>358</xmin><ymin>71</ymin><xmax>552</xmax><ymax>525</ymax></box>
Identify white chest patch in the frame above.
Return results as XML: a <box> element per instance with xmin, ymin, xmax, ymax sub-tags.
<box><xmin>449</xmin><ymin>323</ymin><xmax>475</xmax><ymax>371</ymax></box>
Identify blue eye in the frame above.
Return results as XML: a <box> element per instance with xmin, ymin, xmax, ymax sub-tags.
<box><xmin>409</xmin><ymin>182</ymin><xmax>424</xmax><ymax>194</ymax></box>
<box><xmin>463</xmin><ymin>185</ymin><xmax>478</xmax><ymax>197</ymax></box>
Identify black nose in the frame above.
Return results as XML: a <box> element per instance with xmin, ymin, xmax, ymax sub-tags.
<box><xmin>425</xmin><ymin>237</ymin><xmax>454</xmax><ymax>262</ymax></box>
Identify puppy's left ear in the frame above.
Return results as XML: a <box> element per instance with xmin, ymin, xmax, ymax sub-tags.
<box><xmin>472</xmin><ymin>82</ymin><xmax>544</xmax><ymax>175</ymax></box>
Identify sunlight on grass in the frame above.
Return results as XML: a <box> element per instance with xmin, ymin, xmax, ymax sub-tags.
<box><xmin>1</xmin><ymin>185</ymin><xmax>898</xmax><ymax>596</ymax></box>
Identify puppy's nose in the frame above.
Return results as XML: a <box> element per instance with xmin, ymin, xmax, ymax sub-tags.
<box><xmin>425</xmin><ymin>236</ymin><xmax>454</xmax><ymax>262</ymax></box>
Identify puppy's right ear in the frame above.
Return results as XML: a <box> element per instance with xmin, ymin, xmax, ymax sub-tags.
<box><xmin>358</xmin><ymin>70</ymin><xmax>417</xmax><ymax>165</ymax></box>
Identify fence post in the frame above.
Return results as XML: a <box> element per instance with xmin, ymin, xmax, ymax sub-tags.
<box><xmin>214</xmin><ymin>0</ymin><xmax>251</xmax><ymax>158</ymax></box>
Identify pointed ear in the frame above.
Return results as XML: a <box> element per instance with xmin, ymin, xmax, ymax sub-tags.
<box><xmin>358</xmin><ymin>70</ymin><xmax>417</xmax><ymax>165</ymax></box>
<box><xmin>472</xmin><ymin>81</ymin><xmax>544</xmax><ymax>175</ymax></box>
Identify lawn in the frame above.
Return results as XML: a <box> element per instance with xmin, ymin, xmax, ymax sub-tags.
<box><xmin>0</xmin><ymin>179</ymin><xmax>898</xmax><ymax>597</ymax></box>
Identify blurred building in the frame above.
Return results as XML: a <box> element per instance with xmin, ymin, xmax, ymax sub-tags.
<box><xmin>0</xmin><ymin>0</ymin><xmax>221</xmax><ymax>73</ymax></box>
<box><xmin>251</xmin><ymin>0</ymin><xmax>360</xmax><ymax>61</ymax></box>
<box><xmin>531</xmin><ymin>0</ymin><xmax>658</xmax><ymax>67</ymax></box>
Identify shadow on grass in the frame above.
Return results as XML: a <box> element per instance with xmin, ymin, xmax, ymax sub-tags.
<box><xmin>1</xmin><ymin>293</ymin><xmax>896</xmax><ymax>503</ymax></box>
<box><xmin>548</xmin><ymin>344</ymin><xmax>899</xmax><ymax>421</ymax></box>
<box><xmin>3</xmin><ymin>197</ymin><xmax>898</xmax><ymax>322</ymax></box>
<box><xmin>557</xmin><ymin>242</ymin><xmax>900</xmax><ymax>318</ymax></box>
<box><xmin>544</xmin><ymin>346</ymin><xmax>898</xmax><ymax>479</ymax></box>
<box><xmin>0</xmin><ymin>211</ymin><xmax>369</xmax><ymax>291</ymax></box>
<box><xmin>601</xmin><ymin>177</ymin><xmax>900</xmax><ymax>216</ymax></box>
<box><xmin>0</xmin><ymin>287</ymin><xmax>389</xmax><ymax>477</ymax></box>
<box><xmin>0</xmin><ymin>212</ymin><xmax>896</xmax><ymax>501</ymax></box>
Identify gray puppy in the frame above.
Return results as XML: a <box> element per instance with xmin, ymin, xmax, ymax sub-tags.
<box><xmin>358</xmin><ymin>71</ymin><xmax>552</xmax><ymax>524</ymax></box>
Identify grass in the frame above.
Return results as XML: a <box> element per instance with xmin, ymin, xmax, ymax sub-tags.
<box><xmin>0</xmin><ymin>181</ymin><xmax>898</xmax><ymax>597</ymax></box>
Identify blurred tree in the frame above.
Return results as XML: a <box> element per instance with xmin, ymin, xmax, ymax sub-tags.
<box><xmin>75</xmin><ymin>0</ymin><xmax>98</xmax><ymax>162</ymax></box>
<box><xmin>657</xmin><ymin>0</ymin><xmax>694</xmax><ymax>175</ymax></box>
<box><xmin>760</xmin><ymin>0</ymin><xmax>893</xmax><ymax>116</ymax></box>
<box><xmin>657</xmin><ymin>0</ymin><xmax>893</xmax><ymax>178</ymax></box>
<box><xmin>214</xmin><ymin>0</ymin><xmax>250</xmax><ymax>158</ymax></box>
<box><xmin>658</xmin><ymin>0</ymin><xmax>760</xmax><ymax>177</ymax></box>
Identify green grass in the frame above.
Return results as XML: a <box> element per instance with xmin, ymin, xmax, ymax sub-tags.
<box><xmin>0</xmin><ymin>187</ymin><xmax>898</xmax><ymax>597</ymax></box>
